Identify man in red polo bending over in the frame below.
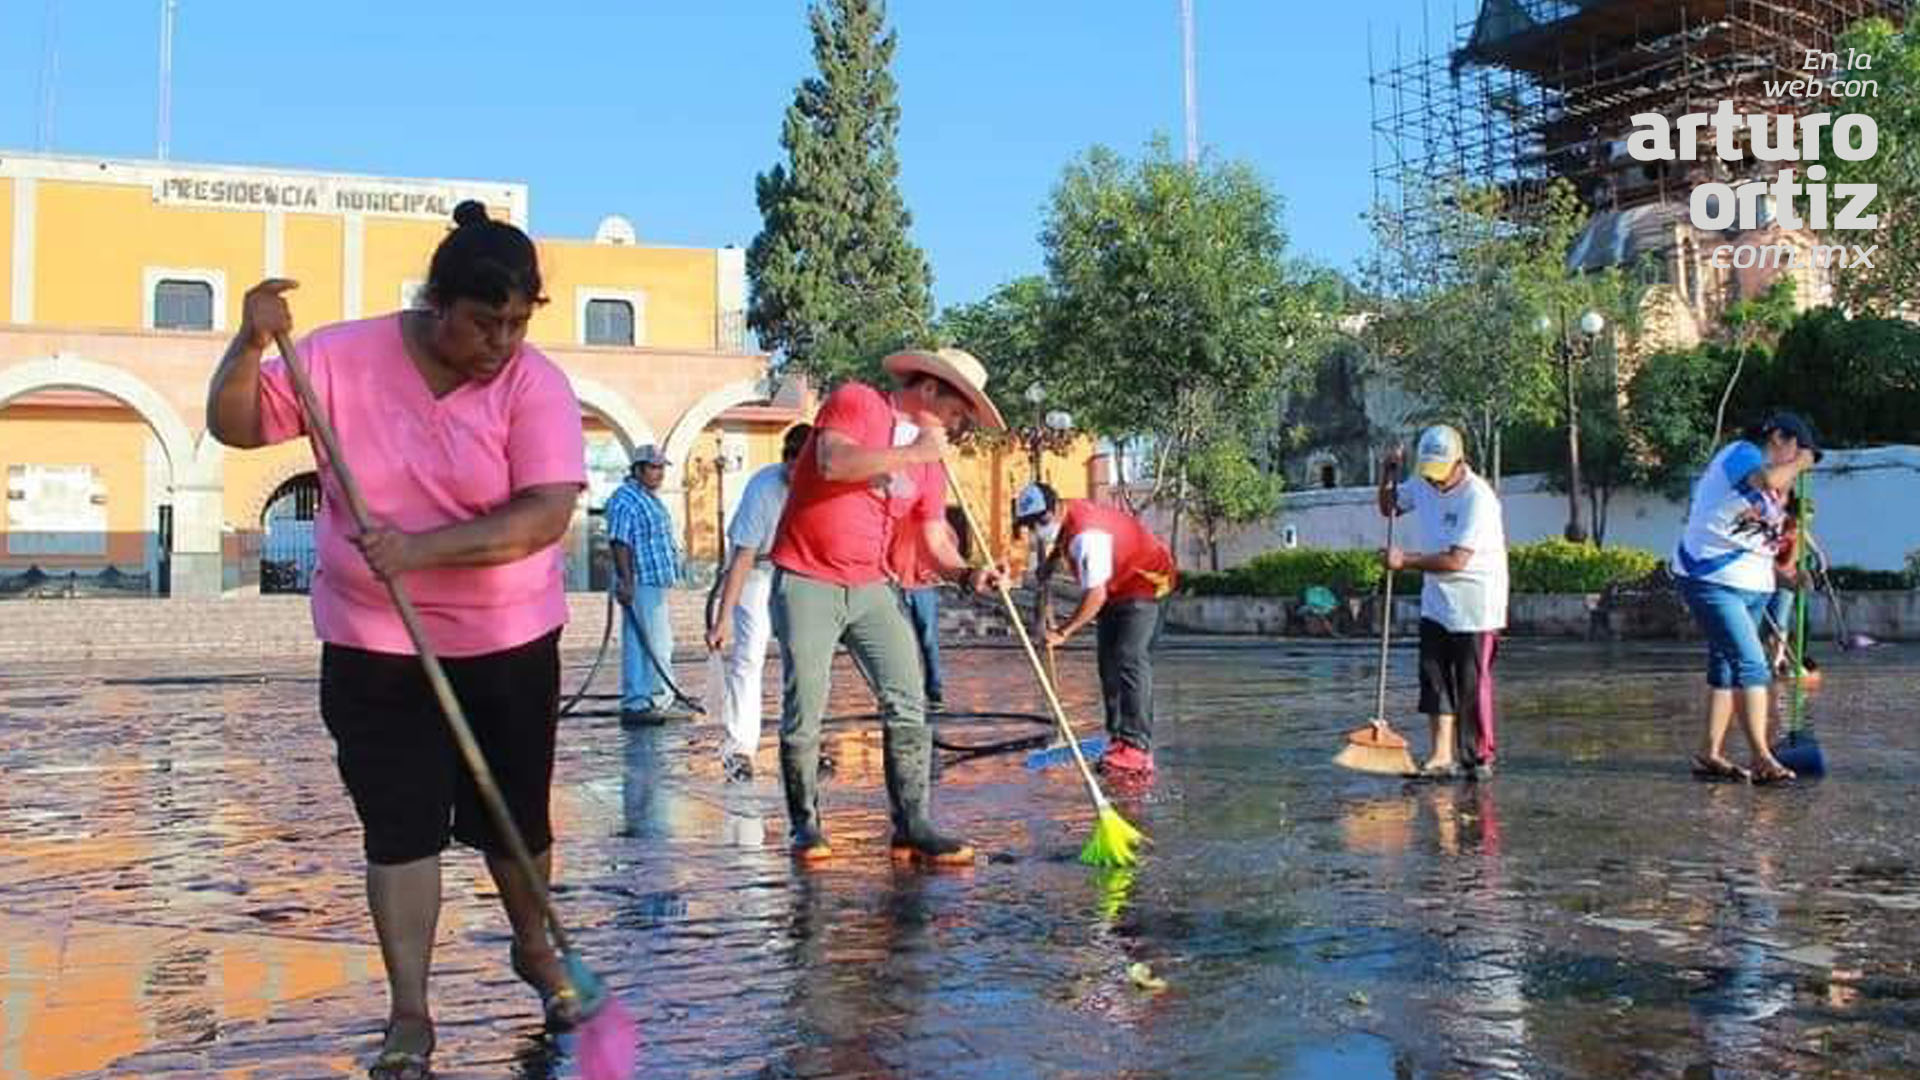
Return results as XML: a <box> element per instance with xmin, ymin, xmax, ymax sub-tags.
<box><xmin>1014</xmin><ymin>482</ymin><xmax>1177</xmax><ymax>778</ymax></box>
<box><xmin>769</xmin><ymin>348</ymin><xmax>1005</xmax><ymax>867</ymax></box>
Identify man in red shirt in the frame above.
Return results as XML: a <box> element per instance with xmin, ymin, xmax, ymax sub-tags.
<box><xmin>1015</xmin><ymin>483</ymin><xmax>1177</xmax><ymax>777</ymax></box>
<box><xmin>769</xmin><ymin>348</ymin><xmax>1005</xmax><ymax>867</ymax></box>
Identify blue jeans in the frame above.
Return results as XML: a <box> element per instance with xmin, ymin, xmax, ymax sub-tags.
<box><xmin>620</xmin><ymin>583</ymin><xmax>675</xmax><ymax>711</ymax></box>
<box><xmin>1677</xmin><ymin>576</ymin><xmax>1772</xmax><ymax>689</ymax></box>
<box><xmin>901</xmin><ymin>587</ymin><xmax>944</xmax><ymax>701</ymax></box>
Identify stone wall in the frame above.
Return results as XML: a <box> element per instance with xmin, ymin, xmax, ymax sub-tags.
<box><xmin>1161</xmin><ymin>446</ymin><xmax>1920</xmax><ymax>575</ymax></box>
<box><xmin>1164</xmin><ymin>591</ymin><xmax>1920</xmax><ymax>641</ymax></box>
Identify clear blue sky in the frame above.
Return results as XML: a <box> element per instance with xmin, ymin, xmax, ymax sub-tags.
<box><xmin>1</xmin><ymin>0</ymin><xmax>1450</xmax><ymax>308</ymax></box>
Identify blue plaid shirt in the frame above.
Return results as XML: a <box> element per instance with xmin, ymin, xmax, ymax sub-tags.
<box><xmin>605</xmin><ymin>479</ymin><xmax>680</xmax><ymax>586</ymax></box>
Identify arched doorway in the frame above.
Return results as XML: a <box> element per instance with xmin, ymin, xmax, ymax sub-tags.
<box><xmin>0</xmin><ymin>375</ymin><xmax>187</xmax><ymax>598</ymax></box>
<box><xmin>260</xmin><ymin>472</ymin><xmax>321</xmax><ymax>594</ymax></box>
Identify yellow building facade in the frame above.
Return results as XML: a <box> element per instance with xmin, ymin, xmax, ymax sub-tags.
<box><xmin>0</xmin><ymin>150</ymin><xmax>1097</xmax><ymax>599</ymax></box>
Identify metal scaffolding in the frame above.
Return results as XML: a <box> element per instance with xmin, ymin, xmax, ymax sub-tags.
<box><xmin>1369</xmin><ymin>0</ymin><xmax>1911</xmax><ymax>291</ymax></box>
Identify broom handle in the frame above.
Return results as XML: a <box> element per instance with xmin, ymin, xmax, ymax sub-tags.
<box><xmin>274</xmin><ymin>331</ymin><xmax>577</xmax><ymax>957</ymax></box>
<box><xmin>1038</xmin><ymin>571</ymin><xmax>1060</xmax><ymax>688</ymax></box>
<box><xmin>1801</xmin><ymin>525</ymin><xmax>1849</xmax><ymax>641</ymax></box>
<box><xmin>942</xmin><ymin>463</ymin><xmax>1110</xmax><ymax>811</ymax></box>
<box><xmin>1790</xmin><ymin>474</ymin><xmax>1809</xmax><ymax>731</ymax></box>
<box><xmin>1376</xmin><ymin>467</ymin><xmax>1398</xmax><ymax>724</ymax></box>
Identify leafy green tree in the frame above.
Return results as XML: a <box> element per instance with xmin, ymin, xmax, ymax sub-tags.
<box><xmin>935</xmin><ymin>275</ymin><xmax>1054</xmax><ymax>425</ymax></box>
<box><xmin>747</xmin><ymin>0</ymin><xmax>931</xmax><ymax>387</ymax></box>
<box><xmin>1185</xmin><ymin>437</ymin><xmax>1285</xmax><ymax>571</ymax></box>
<box><xmin>1711</xmin><ymin>277</ymin><xmax>1799</xmax><ymax>446</ymax></box>
<box><xmin>1745</xmin><ymin>306</ymin><xmax>1920</xmax><ymax>447</ymax></box>
<box><xmin>1623</xmin><ymin>345</ymin><xmax>1737</xmax><ymax>499</ymax></box>
<box><xmin>1367</xmin><ymin>180</ymin><xmax>1606</xmax><ymax>490</ymax></box>
<box><xmin>1828</xmin><ymin>17</ymin><xmax>1920</xmax><ymax>314</ymax></box>
<box><xmin>1040</xmin><ymin>138</ymin><xmax>1322</xmax><ymax>563</ymax></box>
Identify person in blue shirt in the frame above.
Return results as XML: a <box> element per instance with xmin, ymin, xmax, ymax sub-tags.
<box><xmin>1671</xmin><ymin>413</ymin><xmax>1820</xmax><ymax>784</ymax></box>
<box><xmin>606</xmin><ymin>444</ymin><xmax>687</xmax><ymax>725</ymax></box>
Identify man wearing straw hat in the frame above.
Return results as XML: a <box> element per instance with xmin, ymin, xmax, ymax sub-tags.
<box><xmin>768</xmin><ymin>348</ymin><xmax>1005</xmax><ymax>867</ymax></box>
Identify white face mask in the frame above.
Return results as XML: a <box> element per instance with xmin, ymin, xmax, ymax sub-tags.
<box><xmin>1034</xmin><ymin>521</ymin><xmax>1062</xmax><ymax>548</ymax></box>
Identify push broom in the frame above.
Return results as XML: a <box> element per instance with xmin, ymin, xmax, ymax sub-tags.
<box><xmin>1334</xmin><ymin>463</ymin><xmax>1418</xmax><ymax>776</ymax></box>
<box><xmin>942</xmin><ymin>464</ymin><xmax>1146</xmax><ymax>868</ymax></box>
<box><xmin>274</xmin><ymin>332</ymin><xmax>637</xmax><ymax>1079</ymax></box>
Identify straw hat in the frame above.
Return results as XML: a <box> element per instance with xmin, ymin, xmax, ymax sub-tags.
<box><xmin>882</xmin><ymin>348</ymin><xmax>1006</xmax><ymax>430</ymax></box>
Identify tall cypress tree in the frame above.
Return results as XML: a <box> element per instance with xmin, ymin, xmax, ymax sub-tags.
<box><xmin>747</xmin><ymin>0</ymin><xmax>932</xmax><ymax>387</ymax></box>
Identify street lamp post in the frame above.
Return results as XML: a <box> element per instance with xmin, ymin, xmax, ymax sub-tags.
<box><xmin>1024</xmin><ymin>383</ymin><xmax>1048</xmax><ymax>482</ymax></box>
<box><xmin>1538</xmin><ymin>310</ymin><xmax>1607</xmax><ymax>544</ymax></box>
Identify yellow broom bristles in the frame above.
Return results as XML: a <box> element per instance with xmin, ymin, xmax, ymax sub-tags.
<box><xmin>1080</xmin><ymin>807</ymin><xmax>1148</xmax><ymax>868</ymax></box>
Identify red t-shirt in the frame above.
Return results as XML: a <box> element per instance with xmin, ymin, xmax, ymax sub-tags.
<box><xmin>1054</xmin><ymin>500</ymin><xmax>1178</xmax><ymax>603</ymax></box>
<box><xmin>771</xmin><ymin>382</ymin><xmax>946</xmax><ymax>587</ymax></box>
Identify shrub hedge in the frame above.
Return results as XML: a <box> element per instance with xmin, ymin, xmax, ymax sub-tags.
<box><xmin>1179</xmin><ymin>539</ymin><xmax>1662</xmax><ymax>599</ymax></box>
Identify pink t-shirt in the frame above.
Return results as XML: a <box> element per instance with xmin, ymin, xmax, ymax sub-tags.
<box><xmin>258</xmin><ymin>314</ymin><xmax>587</xmax><ymax>657</ymax></box>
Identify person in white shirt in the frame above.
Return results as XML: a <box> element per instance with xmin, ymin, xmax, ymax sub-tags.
<box><xmin>1670</xmin><ymin>412</ymin><xmax>1819</xmax><ymax>784</ymax></box>
<box><xmin>1377</xmin><ymin>425</ymin><xmax>1509</xmax><ymax>780</ymax></box>
<box><xmin>705</xmin><ymin>423</ymin><xmax>812</xmax><ymax>782</ymax></box>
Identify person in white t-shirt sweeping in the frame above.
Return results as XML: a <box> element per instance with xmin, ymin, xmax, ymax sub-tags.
<box><xmin>1670</xmin><ymin>412</ymin><xmax>1819</xmax><ymax>785</ymax></box>
<box><xmin>705</xmin><ymin>423</ymin><xmax>813</xmax><ymax>782</ymax></box>
<box><xmin>1376</xmin><ymin>425</ymin><xmax>1510</xmax><ymax>781</ymax></box>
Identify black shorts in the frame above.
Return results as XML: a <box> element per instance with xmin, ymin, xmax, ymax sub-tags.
<box><xmin>320</xmin><ymin>630</ymin><xmax>561</xmax><ymax>865</ymax></box>
<box><xmin>1416</xmin><ymin>618</ymin><xmax>1501</xmax><ymax>766</ymax></box>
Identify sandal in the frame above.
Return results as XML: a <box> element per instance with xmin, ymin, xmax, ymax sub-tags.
<box><xmin>1403</xmin><ymin>762</ymin><xmax>1461</xmax><ymax>782</ymax></box>
<box><xmin>1751</xmin><ymin>761</ymin><xmax>1797</xmax><ymax>786</ymax></box>
<box><xmin>1690</xmin><ymin>754</ymin><xmax>1750</xmax><ymax>782</ymax></box>
<box><xmin>369</xmin><ymin>1016</ymin><xmax>434</xmax><ymax>1080</ymax></box>
<box><xmin>511</xmin><ymin>944</ymin><xmax>584</xmax><ymax>1032</ymax></box>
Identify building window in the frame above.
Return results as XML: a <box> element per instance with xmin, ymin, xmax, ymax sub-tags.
<box><xmin>143</xmin><ymin>268</ymin><xmax>226</xmax><ymax>332</ymax></box>
<box><xmin>576</xmin><ymin>288</ymin><xmax>646</xmax><ymax>347</ymax></box>
<box><xmin>584</xmin><ymin>299</ymin><xmax>635</xmax><ymax>346</ymax></box>
<box><xmin>154</xmin><ymin>279</ymin><xmax>214</xmax><ymax>330</ymax></box>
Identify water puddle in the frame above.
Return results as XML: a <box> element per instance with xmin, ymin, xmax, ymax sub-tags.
<box><xmin>0</xmin><ymin>640</ymin><xmax>1915</xmax><ymax>1077</ymax></box>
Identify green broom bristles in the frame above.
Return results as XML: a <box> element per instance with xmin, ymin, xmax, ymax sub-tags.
<box><xmin>1093</xmin><ymin>866</ymin><xmax>1137</xmax><ymax>922</ymax></box>
<box><xmin>1081</xmin><ymin>807</ymin><xmax>1148</xmax><ymax>868</ymax></box>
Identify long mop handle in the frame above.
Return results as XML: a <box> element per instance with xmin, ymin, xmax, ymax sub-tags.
<box><xmin>274</xmin><ymin>332</ymin><xmax>578</xmax><ymax>956</ymax></box>
<box><xmin>942</xmin><ymin>464</ymin><xmax>1112</xmax><ymax>812</ymax></box>
<box><xmin>1790</xmin><ymin>474</ymin><xmax>1810</xmax><ymax>732</ymax></box>
<box><xmin>1374</xmin><ymin>466</ymin><xmax>1399</xmax><ymax>724</ymax></box>
<box><xmin>1801</xmin><ymin>526</ymin><xmax>1852</xmax><ymax>644</ymax></box>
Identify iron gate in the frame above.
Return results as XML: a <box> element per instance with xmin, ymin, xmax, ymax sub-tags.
<box><xmin>261</xmin><ymin>473</ymin><xmax>321</xmax><ymax>594</ymax></box>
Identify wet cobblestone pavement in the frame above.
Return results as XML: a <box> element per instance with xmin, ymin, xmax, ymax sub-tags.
<box><xmin>3</xmin><ymin>637</ymin><xmax>1918</xmax><ymax>1078</ymax></box>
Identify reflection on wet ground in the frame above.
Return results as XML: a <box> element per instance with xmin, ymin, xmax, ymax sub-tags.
<box><xmin>2</xmin><ymin>637</ymin><xmax>1917</xmax><ymax>1078</ymax></box>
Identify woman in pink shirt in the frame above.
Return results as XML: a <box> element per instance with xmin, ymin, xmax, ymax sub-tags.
<box><xmin>206</xmin><ymin>201</ymin><xmax>586</xmax><ymax>1079</ymax></box>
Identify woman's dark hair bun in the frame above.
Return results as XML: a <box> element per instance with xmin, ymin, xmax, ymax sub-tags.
<box><xmin>424</xmin><ymin>200</ymin><xmax>546</xmax><ymax>309</ymax></box>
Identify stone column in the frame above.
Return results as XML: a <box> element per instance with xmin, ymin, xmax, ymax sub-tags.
<box><xmin>168</xmin><ymin>479</ymin><xmax>226</xmax><ymax>598</ymax></box>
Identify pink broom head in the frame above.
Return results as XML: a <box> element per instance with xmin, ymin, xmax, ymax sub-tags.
<box><xmin>575</xmin><ymin>992</ymin><xmax>639</xmax><ymax>1080</ymax></box>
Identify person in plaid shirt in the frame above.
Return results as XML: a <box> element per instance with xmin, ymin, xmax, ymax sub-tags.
<box><xmin>606</xmin><ymin>444</ymin><xmax>686</xmax><ymax>725</ymax></box>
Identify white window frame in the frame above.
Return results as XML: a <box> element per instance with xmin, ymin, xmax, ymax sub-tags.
<box><xmin>575</xmin><ymin>287</ymin><xmax>646</xmax><ymax>347</ymax></box>
<box><xmin>400</xmin><ymin>278</ymin><xmax>427</xmax><ymax>310</ymax></box>
<box><xmin>144</xmin><ymin>267</ymin><xmax>228</xmax><ymax>332</ymax></box>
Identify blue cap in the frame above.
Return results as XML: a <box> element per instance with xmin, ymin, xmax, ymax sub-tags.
<box><xmin>1763</xmin><ymin>412</ymin><xmax>1823</xmax><ymax>463</ymax></box>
